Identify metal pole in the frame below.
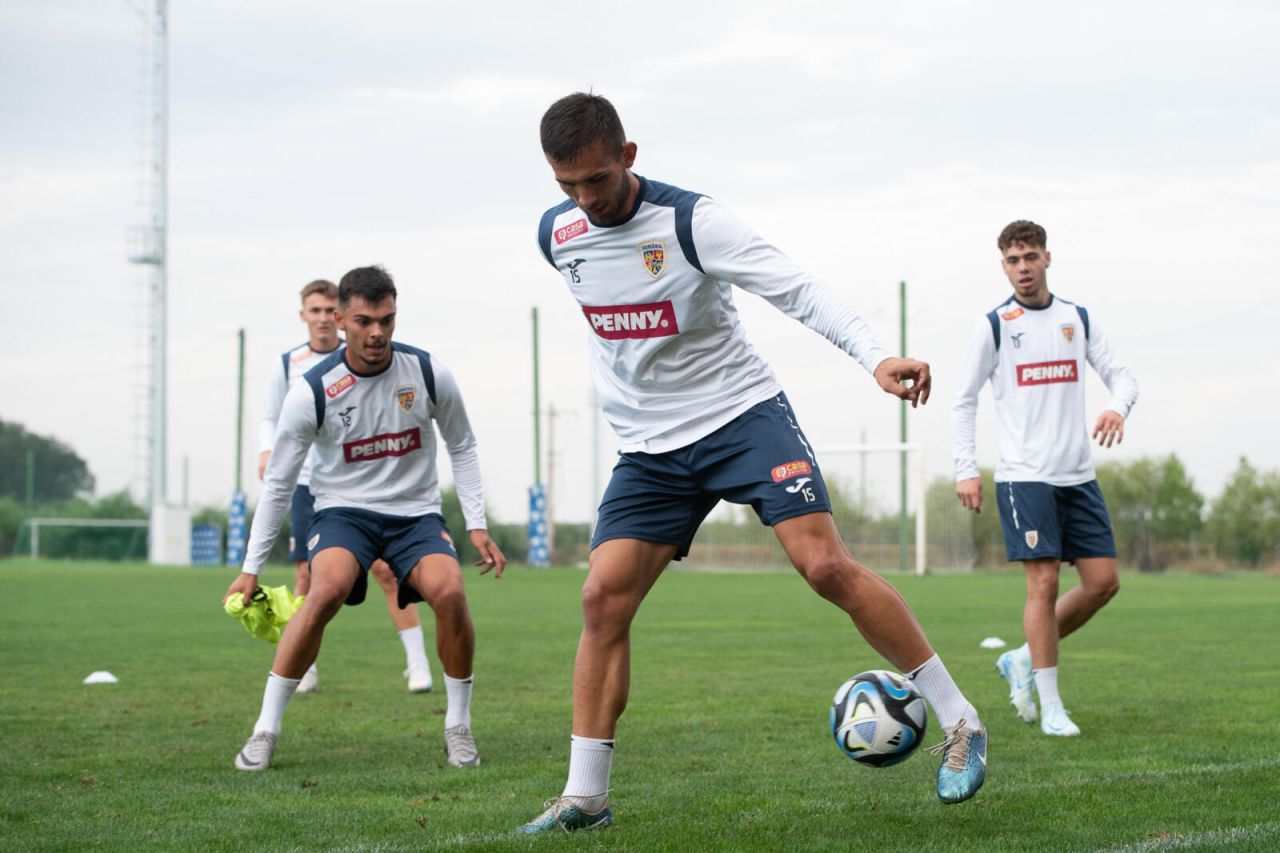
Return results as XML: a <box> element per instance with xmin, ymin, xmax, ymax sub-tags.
<box><xmin>532</xmin><ymin>307</ymin><xmax>542</xmax><ymax>484</ymax></box>
<box><xmin>26</xmin><ymin>448</ymin><xmax>35</xmax><ymax>507</ymax></box>
<box><xmin>235</xmin><ymin>328</ymin><xmax>245</xmax><ymax>493</ymax></box>
<box><xmin>31</xmin><ymin>521</ymin><xmax>38</xmax><ymax>560</ymax></box>
<box><xmin>547</xmin><ymin>402</ymin><xmax>556</xmax><ymax>554</ymax></box>
<box><xmin>899</xmin><ymin>280</ymin><xmax>908</xmax><ymax>573</ymax></box>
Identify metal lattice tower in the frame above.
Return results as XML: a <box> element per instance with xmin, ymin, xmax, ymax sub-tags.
<box><xmin>126</xmin><ymin>0</ymin><xmax>168</xmax><ymax>509</ymax></box>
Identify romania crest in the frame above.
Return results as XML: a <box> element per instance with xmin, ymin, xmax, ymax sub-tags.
<box><xmin>639</xmin><ymin>240</ymin><xmax>666</xmax><ymax>279</ymax></box>
<box><xmin>395</xmin><ymin>384</ymin><xmax>416</xmax><ymax>412</ymax></box>
<box><xmin>1025</xmin><ymin>530</ymin><xmax>1039</xmax><ymax>549</ymax></box>
<box><xmin>1060</xmin><ymin>324</ymin><xmax>1075</xmax><ymax>343</ymax></box>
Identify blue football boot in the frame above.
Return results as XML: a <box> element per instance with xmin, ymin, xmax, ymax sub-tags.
<box><xmin>516</xmin><ymin>797</ymin><xmax>613</xmax><ymax>834</ymax></box>
<box><xmin>931</xmin><ymin>720</ymin><xmax>987</xmax><ymax>804</ymax></box>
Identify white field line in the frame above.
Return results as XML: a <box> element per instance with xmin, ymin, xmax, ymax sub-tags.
<box><xmin>1008</xmin><ymin>755</ymin><xmax>1280</xmax><ymax>793</ymax></box>
<box><xmin>1096</xmin><ymin>821</ymin><xmax>1280</xmax><ymax>852</ymax></box>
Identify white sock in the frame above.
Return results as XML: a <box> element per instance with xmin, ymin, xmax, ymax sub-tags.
<box><xmin>563</xmin><ymin>735</ymin><xmax>613</xmax><ymax>812</ymax></box>
<box><xmin>399</xmin><ymin>626</ymin><xmax>430</xmax><ymax>671</ymax></box>
<box><xmin>1033</xmin><ymin>666</ymin><xmax>1062</xmax><ymax>706</ymax></box>
<box><xmin>253</xmin><ymin>672</ymin><xmax>300</xmax><ymax>735</ymax></box>
<box><xmin>908</xmin><ymin>654</ymin><xmax>982</xmax><ymax>731</ymax></box>
<box><xmin>443</xmin><ymin>674</ymin><xmax>473</xmax><ymax>729</ymax></box>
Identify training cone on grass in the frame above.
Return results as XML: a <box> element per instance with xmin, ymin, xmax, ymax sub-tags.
<box><xmin>82</xmin><ymin>671</ymin><xmax>119</xmax><ymax>685</ymax></box>
<box><xmin>224</xmin><ymin>586</ymin><xmax>304</xmax><ymax>644</ymax></box>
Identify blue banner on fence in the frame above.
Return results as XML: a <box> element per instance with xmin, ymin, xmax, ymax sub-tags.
<box><xmin>226</xmin><ymin>491</ymin><xmax>247</xmax><ymax>566</ymax></box>
<box><xmin>527</xmin><ymin>484</ymin><xmax>549</xmax><ymax>567</ymax></box>
<box><xmin>191</xmin><ymin>524</ymin><xmax>223</xmax><ymax>566</ymax></box>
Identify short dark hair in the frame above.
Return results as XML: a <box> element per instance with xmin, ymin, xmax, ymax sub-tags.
<box><xmin>299</xmin><ymin>279</ymin><xmax>337</xmax><ymax>303</ymax></box>
<box><xmin>540</xmin><ymin>92</ymin><xmax>626</xmax><ymax>162</ymax></box>
<box><xmin>338</xmin><ymin>265</ymin><xmax>397</xmax><ymax>308</ymax></box>
<box><xmin>998</xmin><ymin>220</ymin><xmax>1048</xmax><ymax>253</ymax></box>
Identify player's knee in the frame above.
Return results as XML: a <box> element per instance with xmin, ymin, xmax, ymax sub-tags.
<box><xmin>304</xmin><ymin>584</ymin><xmax>347</xmax><ymax>619</ymax></box>
<box><xmin>580</xmin><ymin>579</ymin><xmax>631</xmax><ymax>636</ymax></box>
<box><xmin>370</xmin><ymin>562</ymin><xmax>397</xmax><ymax>592</ymax></box>
<box><xmin>799</xmin><ymin>552</ymin><xmax>855</xmax><ymax>602</ymax></box>
<box><xmin>1090</xmin><ymin>575</ymin><xmax>1119</xmax><ymax>605</ymax></box>
<box><xmin>425</xmin><ymin>583</ymin><xmax>468</xmax><ymax>619</ymax></box>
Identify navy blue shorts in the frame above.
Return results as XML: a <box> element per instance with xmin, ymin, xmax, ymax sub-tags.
<box><xmin>996</xmin><ymin>480</ymin><xmax>1117</xmax><ymax>562</ymax></box>
<box><xmin>287</xmin><ymin>485</ymin><xmax>315</xmax><ymax>562</ymax></box>
<box><xmin>306</xmin><ymin>508</ymin><xmax>458</xmax><ymax>607</ymax></box>
<box><xmin>592</xmin><ymin>393</ymin><xmax>832</xmax><ymax>560</ymax></box>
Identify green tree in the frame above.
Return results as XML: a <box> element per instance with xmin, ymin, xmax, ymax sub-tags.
<box><xmin>1206</xmin><ymin>457</ymin><xmax>1280</xmax><ymax>566</ymax></box>
<box><xmin>0</xmin><ymin>419</ymin><xmax>94</xmax><ymax>503</ymax></box>
<box><xmin>1096</xmin><ymin>455</ymin><xmax>1203</xmax><ymax>571</ymax></box>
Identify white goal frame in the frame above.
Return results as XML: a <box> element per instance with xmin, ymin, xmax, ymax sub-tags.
<box><xmin>18</xmin><ymin>518</ymin><xmax>149</xmax><ymax>560</ymax></box>
<box><xmin>815</xmin><ymin>442</ymin><xmax>926</xmax><ymax>576</ymax></box>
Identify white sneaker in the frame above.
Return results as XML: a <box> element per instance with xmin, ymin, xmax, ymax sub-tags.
<box><xmin>297</xmin><ymin>665</ymin><xmax>318</xmax><ymax>694</ymax></box>
<box><xmin>444</xmin><ymin>724</ymin><xmax>480</xmax><ymax>767</ymax></box>
<box><xmin>1040</xmin><ymin>701</ymin><xmax>1081</xmax><ymax>736</ymax></box>
<box><xmin>405</xmin><ymin>664</ymin><xmax>433</xmax><ymax>694</ymax></box>
<box><xmin>996</xmin><ymin>648</ymin><xmax>1037</xmax><ymax>723</ymax></box>
<box><xmin>234</xmin><ymin>731</ymin><xmax>277</xmax><ymax>771</ymax></box>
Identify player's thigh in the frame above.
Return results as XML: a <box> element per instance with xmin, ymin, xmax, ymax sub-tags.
<box><xmin>582</xmin><ymin>537</ymin><xmax>677</xmax><ymax>624</ymax></box>
<box><xmin>308</xmin><ymin>545</ymin><xmax>363</xmax><ymax>603</ymax></box>
<box><xmin>996</xmin><ymin>481</ymin><xmax>1063</xmax><ymax>561</ymax></box>
<box><xmin>382</xmin><ymin>513</ymin><xmax>461</xmax><ymax>608</ymax></box>
<box><xmin>307</xmin><ymin>508</ymin><xmax>382</xmax><ymax>603</ymax></box>
<box><xmin>1061</xmin><ymin>481</ymin><xmax>1118</xmax><ymax>562</ymax></box>
<box><xmin>406</xmin><ymin>553</ymin><xmax>466</xmax><ymax>609</ymax></box>
<box><xmin>592</xmin><ymin>451</ymin><xmax>711</xmax><ymax>561</ymax></box>
<box><xmin>697</xmin><ymin>393</ymin><xmax>833</xmax><ymax>526</ymax></box>
<box><xmin>1073</xmin><ymin>556</ymin><xmax>1119</xmax><ymax>598</ymax></box>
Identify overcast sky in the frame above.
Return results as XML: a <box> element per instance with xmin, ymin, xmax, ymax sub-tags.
<box><xmin>2</xmin><ymin>0</ymin><xmax>1278</xmax><ymax>527</ymax></box>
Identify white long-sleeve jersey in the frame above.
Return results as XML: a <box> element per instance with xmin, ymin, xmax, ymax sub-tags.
<box><xmin>952</xmin><ymin>293</ymin><xmax>1139</xmax><ymax>486</ymax></box>
<box><xmin>258</xmin><ymin>340</ymin><xmax>343</xmax><ymax>487</ymax></box>
<box><xmin>242</xmin><ymin>343</ymin><xmax>487</xmax><ymax>574</ymax></box>
<box><xmin>538</xmin><ymin>177</ymin><xmax>892</xmax><ymax>453</ymax></box>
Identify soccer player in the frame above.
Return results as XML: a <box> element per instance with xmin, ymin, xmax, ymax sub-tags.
<box><xmin>518</xmin><ymin>93</ymin><xmax>987</xmax><ymax>834</ymax></box>
<box><xmin>259</xmin><ymin>279</ymin><xmax>435</xmax><ymax>695</ymax></box>
<box><xmin>225</xmin><ymin>265</ymin><xmax>506</xmax><ymax>771</ymax></box>
<box><xmin>952</xmin><ymin>220</ymin><xmax>1139</xmax><ymax>737</ymax></box>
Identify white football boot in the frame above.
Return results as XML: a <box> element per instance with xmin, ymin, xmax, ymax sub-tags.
<box><xmin>296</xmin><ymin>664</ymin><xmax>318</xmax><ymax>694</ymax></box>
<box><xmin>996</xmin><ymin>647</ymin><xmax>1037</xmax><ymax>723</ymax></box>
<box><xmin>234</xmin><ymin>731</ymin><xmax>278</xmax><ymax>771</ymax></box>
<box><xmin>405</xmin><ymin>663</ymin><xmax>433</xmax><ymax>694</ymax></box>
<box><xmin>1040</xmin><ymin>701</ymin><xmax>1081</xmax><ymax>736</ymax></box>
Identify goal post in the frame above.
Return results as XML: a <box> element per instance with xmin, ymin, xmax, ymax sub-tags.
<box><xmin>682</xmin><ymin>443</ymin><xmax>977</xmax><ymax>575</ymax></box>
<box><xmin>818</xmin><ymin>443</ymin><xmax>926</xmax><ymax>576</ymax></box>
<box><xmin>16</xmin><ymin>518</ymin><xmax>149</xmax><ymax>561</ymax></box>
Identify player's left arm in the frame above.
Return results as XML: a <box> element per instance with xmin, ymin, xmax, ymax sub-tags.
<box><xmin>1084</xmin><ymin>316</ymin><xmax>1139</xmax><ymax>449</ymax></box>
<box><xmin>430</xmin><ymin>359</ymin><xmax>506</xmax><ymax>578</ymax></box>
<box><xmin>693</xmin><ymin>200</ymin><xmax>926</xmax><ymax>404</ymax></box>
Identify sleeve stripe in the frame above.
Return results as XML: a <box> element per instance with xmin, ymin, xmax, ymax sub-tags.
<box><xmin>1075</xmin><ymin>304</ymin><xmax>1091</xmax><ymax>340</ymax></box>
<box><xmin>986</xmin><ymin>309</ymin><xmax>1001</xmax><ymax>351</ymax></box>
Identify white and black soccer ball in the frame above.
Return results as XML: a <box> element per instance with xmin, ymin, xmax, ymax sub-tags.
<box><xmin>830</xmin><ymin>670</ymin><xmax>928</xmax><ymax>767</ymax></box>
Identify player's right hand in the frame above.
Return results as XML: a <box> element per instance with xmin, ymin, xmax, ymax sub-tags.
<box><xmin>257</xmin><ymin>451</ymin><xmax>271</xmax><ymax>481</ymax></box>
<box><xmin>223</xmin><ymin>572</ymin><xmax>261</xmax><ymax>605</ymax></box>
<box><xmin>956</xmin><ymin>477</ymin><xmax>982</xmax><ymax>513</ymax></box>
<box><xmin>873</xmin><ymin>357</ymin><xmax>931</xmax><ymax>408</ymax></box>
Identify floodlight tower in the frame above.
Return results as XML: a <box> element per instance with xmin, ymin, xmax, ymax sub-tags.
<box><xmin>127</xmin><ymin>0</ymin><xmax>187</xmax><ymax>564</ymax></box>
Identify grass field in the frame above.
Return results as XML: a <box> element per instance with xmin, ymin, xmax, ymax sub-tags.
<box><xmin>2</xmin><ymin>560</ymin><xmax>1277</xmax><ymax>851</ymax></box>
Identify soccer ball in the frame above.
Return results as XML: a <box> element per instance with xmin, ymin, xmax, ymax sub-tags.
<box><xmin>830</xmin><ymin>670</ymin><xmax>928</xmax><ymax>767</ymax></box>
